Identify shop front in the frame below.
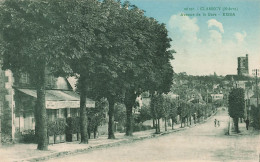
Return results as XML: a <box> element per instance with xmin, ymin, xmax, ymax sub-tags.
<box><xmin>14</xmin><ymin>88</ymin><xmax>95</xmax><ymax>142</ymax></box>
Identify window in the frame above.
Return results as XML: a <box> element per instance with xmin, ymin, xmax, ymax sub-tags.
<box><xmin>58</xmin><ymin>109</ymin><xmax>66</xmax><ymax>118</ymax></box>
<box><xmin>47</xmin><ymin>109</ymin><xmax>57</xmax><ymax>121</ymax></box>
<box><xmin>71</xmin><ymin>108</ymin><xmax>79</xmax><ymax>117</ymax></box>
<box><xmin>20</xmin><ymin>73</ymin><xmax>29</xmax><ymax>85</ymax></box>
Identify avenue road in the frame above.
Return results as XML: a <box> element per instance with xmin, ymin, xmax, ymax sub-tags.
<box><xmin>49</xmin><ymin>110</ymin><xmax>260</xmax><ymax>162</ymax></box>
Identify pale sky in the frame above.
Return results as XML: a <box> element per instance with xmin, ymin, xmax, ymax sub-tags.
<box><xmin>128</xmin><ymin>0</ymin><xmax>260</xmax><ymax>76</ymax></box>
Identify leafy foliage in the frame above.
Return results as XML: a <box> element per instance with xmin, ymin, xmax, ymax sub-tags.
<box><xmin>228</xmin><ymin>88</ymin><xmax>245</xmax><ymax>119</ymax></box>
<box><xmin>87</xmin><ymin>98</ymin><xmax>108</xmax><ymax>134</ymax></box>
<box><xmin>66</xmin><ymin>117</ymin><xmax>80</xmax><ymax>134</ymax></box>
<box><xmin>150</xmin><ymin>94</ymin><xmax>164</xmax><ymax>120</ymax></box>
<box><xmin>54</xmin><ymin>118</ymin><xmax>67</xmax><ymax>135</ymax></box>
<box><xmin>228</xmin><ymin>88</ymin><xmax>245</xmax><ymax>133</ymax></box>
<box><xmin>114</xmin><ymin>103</ymin><xmax>126</xmax><ymax>126</ymax></box>
<box><xmin>137</xmin><ymin>104</ymin><xmax>152</xmax><ymax>123</ymax></box>
<box><xmin>47</xmin><ymin>121</ymin><xmax>56</xmax><ymax>136</ymax></box>
<box><xmin>251</xmin><ymin>105</ymin><xmax>260</xmax><ymax>130</ymax></box>
<box><xmin>0</xmin><ymin>0</ymin><xmax>79</xmax><ymax>150</ymax></box>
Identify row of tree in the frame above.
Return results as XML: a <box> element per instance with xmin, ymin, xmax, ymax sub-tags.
<box><xmin>150</xmin><ymin>93</ymin><xmax>215</xmax><ymax>134</ymax></box>
<box><xmin>0</xmin><ymin>0</ymin><xmax>174</xmax><ymax>150</ymax></box>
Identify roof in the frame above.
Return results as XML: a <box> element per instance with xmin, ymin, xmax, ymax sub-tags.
<box><xmin>17</xmin><ymin>89</ymin><xmax>95</xmax><ymax>109</ymax></box>
<box><xmin>251</xmin><ymin>94</ymin><xmax>259</xmax><ymax>98</ymax></box>
<box><xmin>18</xmin><ymin>89</ymin><xmax>81</xmax><ymax>101</ymax></box>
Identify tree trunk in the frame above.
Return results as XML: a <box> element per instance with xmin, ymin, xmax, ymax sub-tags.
<box><xmin>233</xmin><ymin>117</ymin><xmax>239</xmax><ymax>133</ymax></box>
<box><xmin>34</xmin><ymin>101</ymin><xmax>39</xmax><ymax>143</ymax></box>
<box><xmin>107</xmin><ymin>96</ymin><xmax>115</xmax><ymax>139</ymax></box>
<box><xmin>124</xmin><ymin>89</ymin><xmax>136</xmax><ymax>136</ymax></box>
<box><xmin>125</xmin><ymin>106</ymin><xmax>133</xmax><ymax>136</ymax></box>
<box><xmin>180</xmin><ymin>116</ymin><xmax>183</xmax><ymax>128</ymax></box>
<box><xmin>190</xmin><ymin>116</ymin><xmax>192</xmax><ymax>125</ymax></box>
<box><xmin>153</xmin><ymin>119</ymin><xmax>155</xmax><ymax>128</ymax></box>
<box><xmin>171</xmin><ymin>118</ymin><xmax>174</xmax><ymax>130</ymax></box>
<box><xmin>36</xmin><ymin>66</ymin><xmax>48</xmax><ymax>150</ymax></box>
<box><xmin>79</xmin><ymin>76</ymin><xmax>88</xmax><ymax>144</ymax></box>
<box><xmin>164</xmin><ymin>117</ymin><xmax>167</xmax><ymax>131</ymax></box>
<box><xmin>157</xmin><ymin>119</ymin><xmax>160</xmax><ymax>133</ymax></box>
<box><xmin>155</xmin><ymin>119</ymin><xmax>158</xmax><ymax>133</ymax></box>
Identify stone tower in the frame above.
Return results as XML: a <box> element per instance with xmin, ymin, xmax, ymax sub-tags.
<box><xmin>237</xmin><ymin>54</ymin><xmax>249</xmax><ymax>76</ymax></box>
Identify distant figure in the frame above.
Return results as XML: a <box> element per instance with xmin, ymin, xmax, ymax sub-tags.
<box><xmin>217</xmin><ymin>120</ymin><xmax>220</xmax><ymax>127</ymax></box>
<box><xmin>245</xmin><ymin>118</ymin><xmax>249</xmax><ymax>130</ymax></box>
<box><xmin>214</xmin><ymin>119</ymin><xmax>217</xmax><ymax>127</ymax></box>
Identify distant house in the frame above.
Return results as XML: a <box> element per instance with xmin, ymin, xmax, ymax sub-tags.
<box><xmin>138</xmin><ymin>91</ymin><xmax>151</xmax><ymax>107</ymax></box>
<box><xmin>166</xmin><ymin>92</ymin><xmax>180</xmax><ymax>100</ymax></box>
<box><xmin>211</xmin><ymin>93</ymin><xmax>224</xmax><ymax>101</ymax></box>
<box><xmin>224</xmin><ymin>74</ymin><xmax>253</xmax><ymax>90</ymax></box>
<box><xmin>138</xmin><ymin>91</ymin><xmax>180</xmax><ymax>108</ymax></box>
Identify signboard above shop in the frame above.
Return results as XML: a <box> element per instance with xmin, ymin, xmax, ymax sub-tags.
<box><xmin>46</xmin><ymin>100</ymin><xmax>95</xmax><ymax>109</ymax></box>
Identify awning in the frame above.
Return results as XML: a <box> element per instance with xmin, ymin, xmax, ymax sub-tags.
<box><xmin>17</xmin><ymin>89</ymin><xmax>95</xmax><ymax>109</ymax></box>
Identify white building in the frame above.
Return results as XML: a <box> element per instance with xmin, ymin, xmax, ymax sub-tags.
<box><xmin>211</xmin><ymin>94</ymin><xmax>224</xmax><ymax>101</ymax></box>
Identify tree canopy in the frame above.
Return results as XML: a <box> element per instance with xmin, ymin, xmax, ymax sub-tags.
<box><xmin>0</xmin><ymin>0</ymin><xmax>175</xmax><ymax>145</ymax></box>
<box><xmin>228</xmin><ymin>88</ymin><xmax>245</xmax><ymax>133</ymax></box>
<box><xmin>228</xmin><ymin>88</ymin><xmax>245</xmax><ymax>119</ymax></box>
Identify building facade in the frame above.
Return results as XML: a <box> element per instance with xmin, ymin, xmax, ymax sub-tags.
<box><xmin>0</xmin><ymin>66</ymin><xmax>95</xmax><ymax>142</ymax></box>
<box><xmin>210</xmin><ymin>93</ymin><xmax>224</xmax><ymax>101</ymax></box>
<box><xmin>0</xmin><ymin>64</ymin><xmax>14</xmax><ymax>143</ymax></box>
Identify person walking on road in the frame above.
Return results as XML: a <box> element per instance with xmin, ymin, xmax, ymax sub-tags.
<box><xmin>217</xmin><ymin>120</ymin><xmax>220</xmax><ymax>127</ymax></box>
<box><xmin>245</xmin><ymin>118</ymin><xmax>249</xmax><ymax>130</ymax></box>
<box><xmin>214</xmin><ymin>119</ymin><xmax>217</xmax><ymax>127</ymax></box>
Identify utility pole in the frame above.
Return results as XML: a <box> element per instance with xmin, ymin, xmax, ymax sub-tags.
<box><xmin>252</xmin><ymin>69</ymin><xmax>259</xmax><ymax>128</ymax></box>
<box><xmin>252</xmin><ymin>69</ymin><xmax>259</xmax><ymax>108</ymax></box>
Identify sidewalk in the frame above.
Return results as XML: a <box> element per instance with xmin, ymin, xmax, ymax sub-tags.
<box><xmin>1</xmin><ymin>123</ymin><xmax>188</xmax><ymax>162</ymax></box>
<box><xmin>229</xmin><ymin>118</ymin><xmax>260</xmax><ymax>136</ymax></box>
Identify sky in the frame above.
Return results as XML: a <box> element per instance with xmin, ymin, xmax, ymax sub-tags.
<box><xmin>127</xmin><ymin>0</ymin><xmax>260</xmax><ymax>76</ymax></box>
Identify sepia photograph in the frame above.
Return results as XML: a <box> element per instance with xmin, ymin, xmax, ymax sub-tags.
<box><xmin>0</xmin><ymin>0</ymin><xmax>260</xmax><ymax>161</ymax></box>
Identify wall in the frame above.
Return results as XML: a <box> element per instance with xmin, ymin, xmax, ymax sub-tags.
<box><xmin>0</xmin><ymin>65</ymin><xmax>14</xmax><ymax>142</ymax></box>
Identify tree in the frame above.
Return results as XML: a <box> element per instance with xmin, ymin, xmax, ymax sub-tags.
<box><xmin>87</xmin><ymin>98</ymin><xmax>108</xmax><ymax>139</ymax></box>
<box><xmin>150</xmin><ymin>94</ymin><xmax>164</xmax><ymax>133</ymax></box>
<box><xmin>81</xmin><ymin>0</ymin><xmax>135</xmax><ymax>139</ymax></box>
<box><xmin>57</xmin><ymin>0</ymin><xmax>107</xmax><ymax>142</ymax></box>
<box><xmin>121</xmin><ymin>6</ymin><xmax>174</xmax><ymax>136</ymax></box>
<box><xmin>228</xmin><ymin>88</ymin><xmax>245</xmax><ymax>133</ymax></box>
<box><xmin>0</xmin><ymin>0</ymin><xmax>71</xmax><ymax>150</ymax></box>
<box><xmin>114</xmin><ymin>103</ymin><xmax>126</xmax><ymax>132</ymax></box>
<box><xmin>168</xmin><ymin>99</ymin><xmax>178</xmax><ymax>129</ymax></box>
<box><xmin>195</xmin><ymin>103</ymin><xmax>203</xmax><ymax>123</ymax></box>
<box><xmin>83</xmin><ymin>1</ymin><xmax>174</xmax><ymax>137</ymax></box>
<box><xmin>177</xmin><ymin>100</ymin><xmax>189</xmax><ymax>127</ymax></box>
<box><xmin>162</xmin><ymin>95</ymin><xmax>171</xmax><ymax>131</ymax></box>
<box><xmin>251</xmin><ymin>105</ymin><xmax>260</xmax><ymax>130</ymax></box>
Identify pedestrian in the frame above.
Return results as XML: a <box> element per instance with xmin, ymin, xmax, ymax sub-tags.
<box><xmin>217</xmin><ymin>120</ymin><xmax>220</xmax><ymax>127</ymax></box>
<box><xmin>245</xmin><ymin>118</ymin><xmax>249</xmax><ymax>130</ymax></box>
<box><xmin>214</xmin><ymin>119</ymin><xmax>217</xmax><ymax>127</ymax></box>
